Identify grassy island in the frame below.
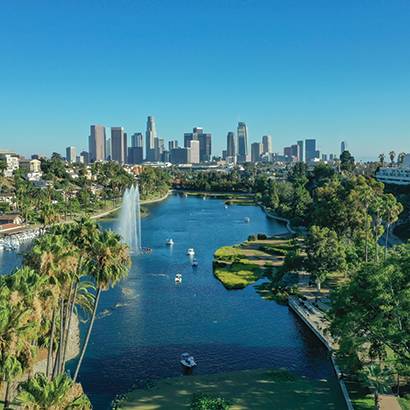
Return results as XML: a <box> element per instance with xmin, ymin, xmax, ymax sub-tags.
<box><xmin>213</xmin><ymin>236</ymin><xmax>293</xmax><ymax>289</ymax></box>
<box><xmin>116</xmin><ymin>368</ymin><xmax>345</xmax><ymax>410</ymax></box>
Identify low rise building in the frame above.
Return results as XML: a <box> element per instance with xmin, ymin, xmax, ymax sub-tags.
<box><xmin>376</xmin><ymin>154</ymin><xmax>410</xmax><ymax>185</ymax></box>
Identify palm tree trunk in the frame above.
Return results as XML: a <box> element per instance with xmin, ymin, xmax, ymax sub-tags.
<box><xmin>46</xmin><ymin>308</ymin><xmax>56</xmax><ymax>379</ymax></box>
<box><xmin>4</xmin><ymin>381</ymin><xmax>11</xmax><ymax>409</ymax></box>
<box><xmin>58</xmin><ymin>300</ymin><xmax>65</xmax><ymax>375</ymax></box>
<box><xmin>384</xmin><ymin>223</ymin><xmax>390</xmax><ymax>260</ymax></box>
<box><xmin>62</xmin><ymin>281</ymin><xmax>78</xmax><ymax>372</ymax></box>
<box><xmin>73</xmin><ymin>286</ymin><xmax>102</xmax><ymax>382</ymax></box>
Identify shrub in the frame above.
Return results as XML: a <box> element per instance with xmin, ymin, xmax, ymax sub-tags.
<box><xmin>257</xmin><ymin>233</ymin><xmax>267</xmax><ymax>240</ymax></box>
<box><xmin>247</xmin><ymin>234</ymin><xmax>257</xmax><ymax>241</ymax></box>
<box><xmin>191</xmin><ymin>393</ymin><xmax>231</xmax><ymax>410</ymax></box>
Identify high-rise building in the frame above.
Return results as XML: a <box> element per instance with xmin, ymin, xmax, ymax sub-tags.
<box><xmin>341</xmin><ymin>141</ymin><xmax>348</xmax><ymax>154</ymax></box>
<box><xmin>105</xmin><ymin>138</ymin><xmax>111</xmax><ymax>160</ymax></box>
<box><xmin>297</xmin><ymin>140</ymin><xmax>304</xmax><ymax>162</ymax></box>
<box><xmin>111</xmin><ymin>127</ymin><xmax>126</xmax><ymax>164</ymax></box>
<box><xmin>284</xmin><ymin>147</ymin><xmax>292</xmax><ymax>157</ymax></box>
<box><xmin>65</xmin><ymin>146</ymin><xmax>76</xmax><ymax>163</ymax></box>
<box><xmin>131</xmin><ymin>132</ymin><xmax>144</xmax><ymax>148</ymax></box>
<box><xmin>189</xmin><ymin>140</ymin><xmax>200</xmax><ymax>164</ymax></box>
<box><xmin>262</xmin><ymin>135</ymin><xmax>272</xmax><ymax>154</ymax></box>
<box><xmin>291</xmin><ymin>144</ymin><xmax>301</xmax><ymax>160</ymax></box>
<box><xmin>168</xmin><ymin>140</ymin><xmax>178</xmax><ymax>151</ymax></box>
<box><xmin>128</xmin><ymin>147</ymin><xmax>143</xmax><ymax>164</ymax></box>
<box><xmin>237</xmin><ymin>122</ymin><xmax>248</xmax><ymax>163</ymax></box>
<box><xmin>184</xmin><ymin>127</ymin><xmax>211</xmax><ymax>162</ymax></box>
<box><xmin>226</xmin><ymin>132</ymin><xmax>236</xmax><ymax>159</ymax></box>
<box><xmin>305</xmin><ymin>139</ymin><xmax>317</xmax><ymax>163</ymax></box>
<box><xmin>145</xmin><ymin>116</ymin><xmax>157</xmax><ymax>160</ymax></box>
<box><xmin>80</xmin><ymin>151</ymin><xmax>89</xmax><ymax>164</ymax></box>
<box><xmin>89</xmin><ymin>125</ymin><xmax>106</xmax><ymax>162</ymax></box>
<box><xmin>251</xmin><ymin>142</ymin><xmax>263</xmax><ymax>163</ymax></box>
<box><xmin>170</xmin><ymin>147</ymin><xmax>190</xmax><ymax>164</ymax></box>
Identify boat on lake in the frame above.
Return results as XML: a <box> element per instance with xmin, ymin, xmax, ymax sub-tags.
<box><xmin>244</xmin><ymin>217</ymin><xmax>250</xmax><ymax>223</ymax></box>
<box><xmin>175</xmin><ymin>273</ymin><xmax>182</xmax><ymax>283</ymax></box>
<box><xmin>180</xmin><ymin>353</ymin><xmax>196</xmax><ymax>368</ymax></box>
<box><xmin>187</xmin><ymin>248</ymin><xmax>195</xmax><ymax>256</ymax></box>
<box><xmin>192</xmin><ymin>258</ymin><xmax>198</xmax><ymax>267</ymax></box>
<box><xmin>166</xmin><ymin>238</ymin><xmax>174</xmax><ymax>246</ymax></box>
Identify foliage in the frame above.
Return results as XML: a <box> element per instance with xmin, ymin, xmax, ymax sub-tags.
<box><xmin>16</xmin><ymin>372</ymin><xmax>91</xmax><ymax>409</ymax></box>
<box><xmin>191</xmin><ymin>393</ymin><xmax>231</xmax><ymax>410</ymax></box>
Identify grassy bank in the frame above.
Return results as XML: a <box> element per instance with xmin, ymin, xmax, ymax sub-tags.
<box><xmin>117</xmin><ymin>368</ymin><xmax>345</xmax><ymax>410</ymax></box>
<box><xmin>213</xmin><ymin>237</ymin><xmax>292</xmax><ymax>290</ymax></box>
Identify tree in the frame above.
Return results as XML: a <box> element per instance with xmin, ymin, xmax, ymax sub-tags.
<box><xmin>305</xmin><ymin>226</ymin><xmax>347</xmax><ymax>292</ymax></box>
<box><xmin>331</xmin><ymin>246</ymin><xmax>410</xmax><ymax>370</ymax></box>
<box><xmin>397</xmin><ymin>152</ymin><xmax>406</xmax><ymax>165</ymax></box>
<box><xmin>389</xmin><ymin>151</ymin><xmax>395</xmax><ymax>166</ymax></box>
<box><xmin>16</xmin><ymin>372</ymin><xmax>91</xmax><ymax>409</ymax></box>
<box><xmin>378</xmin><ymin>153</ymin><xmax>385</xmax><ymax>167</ymax></box>
<box><xmin>381</xmin><ymin>194</ymin><xmax>403</xmax><ymax>259</ymax></box>
<box><xmin>361</xmin><ymin>364</ymin><xmax>394</xmax><ymax>409</ymax></box>
<box><xmin>73</xmin><ymin>230</ymin><xmax>130</xmax><ymax>382</ymax></box>
<box><xmin>340</xmin><ymin>150</ymin><xmax>355</xmax><ymax>173</ymax></box>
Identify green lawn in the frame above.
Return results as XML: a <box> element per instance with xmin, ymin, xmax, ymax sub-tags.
<box><xmin>118</xmin><ymin>369</ymin><xmax>346</xmax><ymax>410</ymax></box>
<box><xmin>214</xmin><ymin>263</ymin><xmax>263</xmax><ymax>289</ymax></box>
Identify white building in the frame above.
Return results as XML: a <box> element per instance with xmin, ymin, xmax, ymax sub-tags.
<box><xmin>189</xmin><ymin>140</ymin><xmax>200</xmax><ymax>164</ymax></box>
<box><xmin>3</xmin><ymin>155</ymin><xmax>19</xmax><ymax>177</ymax></box>
<box><xmin>376</xmin><ymin>154</ymin><xmax>410</xmax><ymax>185</ymax></box>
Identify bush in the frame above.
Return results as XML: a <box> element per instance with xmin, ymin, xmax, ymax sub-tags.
<box><xmin>248</xmin><ymin>234</ymin><xmax>257</xmax><ymax>241</ymax></box>
<box><xmin>257</xmin><ymin>233</ymin><xmax>267</xmax><ymax>240</ymax></box>
<box><xmin>191</xmin><ymin>393</ymin><xmax>230</xmax><ymax>410</ymax></box>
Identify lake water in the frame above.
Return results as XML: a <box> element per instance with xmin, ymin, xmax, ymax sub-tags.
<box><xmin>0</xmin><ymin>195</ymin><xmax>345</xmax><ymax>409</ymax></box>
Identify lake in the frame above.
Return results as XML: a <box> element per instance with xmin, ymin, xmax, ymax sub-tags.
<box><xmin>0</xmin><ymin>194</ymin><xmax>345</xmax><ymax>409</ymax></box>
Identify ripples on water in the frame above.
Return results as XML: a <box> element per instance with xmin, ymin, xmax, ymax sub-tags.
<box><xmin>0</xmin><ymin>196</ymin><xmax>345</xmax><ymax>409</ymax></box>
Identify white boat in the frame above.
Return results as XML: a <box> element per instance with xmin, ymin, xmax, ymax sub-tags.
<box><xmin>187</xmin><ymin>248</ymin><xmax>195</xmax><ymax>256</ymax></box>
<box><xmin>192</xmin><ymin>258</ymin><xmax>198</xmax><ymax>267</ymax></box>
<box><xmin>224</xmin><ymin>205</ymin><xmax>228</xmax><ymax>209</ymax></box>
<box><xmin>244</xmin><ymin>217</ymin><xmax>250</xmax><ymax>223</ymax></box>
<box><xmin>180</xmin><ymin>353</ymin><xmax>197</xmax><ymax>368</ymax></box>
<box><xmin>175</xmin><ymin>273</ymin><xmax>182</xmax><ymax>283</ymax></box>
<box><xmin>166</xmin><ymin>238</ymin><xmax>174</xmax><ymax>246</ymax></box>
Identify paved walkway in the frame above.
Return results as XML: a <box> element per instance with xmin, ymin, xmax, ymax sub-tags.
<box><xmin>380</xmin><ymin>394</ymin><xmax>402</xmax><ymax>410</ymax></box>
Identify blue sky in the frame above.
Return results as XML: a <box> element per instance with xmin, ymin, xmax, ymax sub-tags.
<box><xmin>0</xmin><ymin>0</ymin><xmax>409</xmax><ymax>160</ymax></box>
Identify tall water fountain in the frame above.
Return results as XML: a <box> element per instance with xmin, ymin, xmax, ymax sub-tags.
<box><xmin>117</xmin><ymin>184</ymin><xmax>142</xmax><ymax>254</ymax></box>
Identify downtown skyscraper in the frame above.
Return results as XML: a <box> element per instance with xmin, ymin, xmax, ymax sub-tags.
<box><xmin>262</xmin><ymin>135</ymin><xmax>272</xmax><ymax>154</ymax></box>
<box><xmin>184</xmin><ymin>127</ymin><xmax>212</xmax><ymax>162</ymax></box>
<box><xmin>111</xmin><ymin>127</ymin><xmax>127</xmax><ymax>164</ymax></box>
<box><xmin>226</xmin><ymin>132</ymin><xmax>236</xmax><ymax>159</ymax></box>
<box><xmin>237</xmin><ymin>122</ymin><xmax>248</xmax><ymax>163</ymax></box>
<box><xmin>145</xmin><ymin>116</ymin><xmax>157</xmax><ymax>161</ymax></box>
<box><xmin>89</xmin><ymin>125</ymin><xmax>106</xmax><ymax>162</ymax></box>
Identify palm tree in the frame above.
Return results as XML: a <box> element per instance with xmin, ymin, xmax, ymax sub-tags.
<box><xmin>361</xmin><ymin>364</ymin><xmax>393</xmax><ymax>410</ymax></box>
<box><xmin>389</xmin><ymin>151</ymin><xmax>395</xmax><ymax>166</ymax></box>
<box><xmin>16</xmin><ymin>372</ymin><xmax>91</xmax><ymax>409</ymax></box>
<box><xmin>378</xmin><ymin>153</ymin><xmax>385</xmax><ymax>166</ymax></box>
<box><xmin>73</xmin><ymin>229</ymin><xmax>130</xmax><ymax>382</ymax></box>
<box><xmin>397</xmin><ymin>152</ymin><xmax>406</xmax><ymax>165</ymax></box>
<box><xmin>381</xmin><ymin>194</ymin><xmax>403</xmax><ymax>259</ymax></box>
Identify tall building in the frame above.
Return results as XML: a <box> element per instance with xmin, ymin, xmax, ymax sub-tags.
<box><xmin>305</xmin><ymin>139</ymin><xmax>317</xmax><ymax>163</ymax></box>
<box><xmin>145</xmin><ymin>116</ymin><xmax>157</xmax><ymax>160</ymax></box>
<box><xmin>284</xmin><ymin>146</ymin><xmax>292</xmax><ymax>157</ymax></box>
<box><xmin>89</xmin><ymin>125</ymin><xmax>106</xmax><ymax>162</ymax></box>
<box><xmin>297</xmin><ymin>140</ymin><xmax>304</xmax><ymax>162</ymax></box>
<box><xmin>291</xmin><ymin>144</ymin><xmax>300</xmax><ymax>160</ymax></box>
<box><xmin>168</xmin><ymin>140</ymin><xmax>178</xmax><ymax>151</ymax></box>
<box><xmin>65</xmin><ymin>146</ymin><xmax>76</xmax><ymax>163</ymax></box>
<box><xmin>111</xmin><ymin>127</ymin><xmax>127</xmax><ymax>164</ymax></box>
<box><xmin>170</xmin><ymin>147</ymin><xmax>190</xmax><ymax>164</ymax></box>
<box><xmin>131</xmin><ymin>132</ymin><xmax>144</xmax><ymax>148</ymax></box>
<box><xmin>128</xmin><ymin>147</ymin><xmax>143</xmax><ymax>164</ymax></box>
<box><xmin>262</xmin><ymin>135</ymin><xmax>272</xmax><ymax>154</ymax></box>
<box><xmin>237</xmin><ymin>122</ymin><xmax>248</xmax><ymax>163</ymax></box>
<box><xmin>189</xmin><ymin>140</ymin><xmax>200</xmax><ymax>164</ymax></box>
<box><xmin>251</xmin><ymin>142</ymin><xmax>263</xmax><ymax>163</ymax></box>
<box><xmin>105</xmin><ymin>138</ymin><xmax>111</xmax><ymax>160</ymax></box>
<box><xmin>226</xmin><ymin>132</ymin><xmax>236</xmax><ymax>159</ymax></box>
<box><xmin>341</xmin><ymin>141</ymin><xmax>348</xmax><ymax>154</ymax></box>
<box><xmin>184</xmin><ymin>127</ymin><xmax>211</xmax><ymax>162</ymax></box>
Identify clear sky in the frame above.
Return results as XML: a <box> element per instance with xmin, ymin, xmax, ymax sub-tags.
<box><xmin>0</xmin><ymin>0</ymin><xmax>409</xmax><ymax>160</ymax></box>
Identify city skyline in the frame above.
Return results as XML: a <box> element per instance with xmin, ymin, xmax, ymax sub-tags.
<box><xmin>1</xmin><ymin>1</ymin><xmax>409</xmax><ymax>159</ymax></box>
